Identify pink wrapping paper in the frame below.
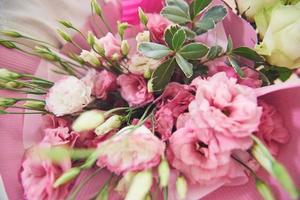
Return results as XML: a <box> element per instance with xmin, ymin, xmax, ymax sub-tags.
<box><xmin>1</xmin><ymin>1</ymin><xmax>300</xmax><ymax>199</ymax></box>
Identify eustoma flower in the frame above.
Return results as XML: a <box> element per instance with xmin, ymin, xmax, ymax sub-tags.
<box><xmin>96</xmin><ymin>126</ymin><xmax>165</xmax><ymax>174</ymax></box>
<box><xmin>146</xmin><ymin>13</ymin><xmax>172</xmax><ymax>44</ymax></box>
<box><xmin>45</xmin><ymin>76</ymin><xmax>93</xmax><ymax>116</ymax></box>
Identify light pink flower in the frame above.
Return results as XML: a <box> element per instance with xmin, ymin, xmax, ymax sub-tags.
<box><xmin>93</xmin><ymin>70</ymin><xmax>117</xmax><ymax>100</ymax></box>
<box><xmin>190</xmin><ymin>72</ymin><xmax>262</xmax><ymax>142</ymax></box>
<box><xmin>20</xmin><ymin>147</ymin><xmax>72</xmax><ymax>200</ymax></box>
<box><xmin>45</xmin><ymin>76</ymin><xmax>93</xmax><ymax>116</ymax></box>
<box><xmin>155</xmin><ymin>107</ymin><xmax>174</xmax><ymax>141</ymax></box>
<box><xmin>42</xmin><ymin>127</ymin><xmax>79</xmax><ymax>147</ymax></box>
<box><xmin>96</xmin><ymin>126</ymin><xmax>165</xmax><ymax>174</ymax></box>
<box><xmin>95</xmin><ymin>33</ymin><xmax>121</xmax><ymax>58</ymax></box>
<box><xmin>146</xmin><ymin>13</ymin><xmax>172</xmax><ymax>44</ymax></box>
<box><xmin>117</xmin><ymin>74</ymin><xmax>154</xmax><ymax>107</ymax></box>
<box><xmin>168</xmin><ymin>122</ymin><xmax>238</xmax><ymax>185</ymax></box>
<box><xmin>42</xmin><ymin>115</ymin><xmax>72</xmax><ymax>129</ymax></box>
<box><xmin>256</xmin><ymin>100</ymin><xmax>289</xmax><ymax>155</ymax></box>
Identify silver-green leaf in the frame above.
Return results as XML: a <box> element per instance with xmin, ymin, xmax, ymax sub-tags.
<box><xmin>175</xmin><ymin>53</ymin><xmax>193</xmax><ymax>78</ymax></box>
<box><xmin>179</xmin><ymin>43</ymin><xmax>209</xmax><ymax>60</ymax></box>
<box><xmin>138</xmin><ymin>42</ymin><xmax>172</xmax><ymax>59</ymax></box>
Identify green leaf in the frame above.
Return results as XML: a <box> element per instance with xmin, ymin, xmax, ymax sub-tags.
<box><xmin>172</xmin><ymin>28</ymin><xmax>186</xmax><ymax>50</ymax></box>
<box><xmin>175</xmin><ymin>53</ymin><xmax>193</xmax><ymax>78</ymax></box>
<box><xmin>165</xmin><ymin>25</ymin><xmax>181</xmax><ymax>49</ymax></box>
<box><xmin>226</xmin><ymin>36</ymin><xmax>233</xmax><ymax>53</ymax></box>
<box><xmin>179</xmin><ymin>43</ymin><xmax>209</xmax><ymax>60</ymax></box>
<box><xmin>259</xmin><ymin>66</ymin><xmax>292</xmax><ymax>84</ymax></box>
<box><xmin>207</xmin><ymin>45</ymin><xmax>223</xmax><ymax>60</ymax></box>
<box><xmin>151</xmin><ymin>58</ymin><xmax>177</xmax><ymax>91</ymax></box>
<box><xmin>194</xmin><ymin>5</ymin><xmax>227</xmax><ymax>34</ymax></box>
<box><xmin>183</xmin><ymin>27</ymin><xmax>196</xmax><ymax>40</ymax></box>
<box><xmin>255</xmin><ymin>179</ymin><xmax>275</xmax><ymax>200</ymax></box>
<box><xmin>161</xmin><ymin>6</ymin><xmax>191</xmax><ymax>24</ymax></box>
<box><xmin>138</xmin><ymin>42</ymin><xmax>172</xmax><ymax>59</ymax></box>
<box><xmin>228</xmin><ymin>57</ymin><xmax>245</xmax><ymax>77</ymax></box>
<box><xmin>167</xmin><ymin>0</ymin><xmax>190</xmax><ymax>14</ymax></box>
<box><xmin>189</xmin><ymin>0</ymin><xmax>212</xmax><ymax>19</ymax></box>
<box><xmin>232</xmin><ymin>47</ymin><xmax>265</xmax><ymax>62</ymax></box>
<box><xmin>277</xmin><ymin>67</ymin><xmax>293</xmax><ymax>81</ymax></box>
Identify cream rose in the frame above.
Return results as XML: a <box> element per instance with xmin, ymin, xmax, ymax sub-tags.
<box><xmin>256</xmin><ymin>2</ymin><xmax>300</xmax><ymax>69</ymax></box>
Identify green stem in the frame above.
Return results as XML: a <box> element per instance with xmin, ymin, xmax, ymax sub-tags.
<box><xmin>67</xmin><ymin>168</ymin><xmax>103</xmax><ymax>200</ymax></box>
<box><xmin>23</xmin><ymin>36</ymin><xmax>57</xmax><ymax>48</ymax></box>
<box><xmin>2</xmin><ymin>111</ymin><xmax>45</xmax><ymax>115</ymax></box>
<box><xmin>163</xmin><ymin>187</ymin><xmax>168</xmax><ymax>200</ymax></box>
<box><xmin>104</xmin><ymin>107</ymin><xmax>130</xmax><ymax>117</ymax></box>
<box><xmin>100</xmin><ymin>15</ymin><xmax>113</xmax><ymax>33</ymax></box>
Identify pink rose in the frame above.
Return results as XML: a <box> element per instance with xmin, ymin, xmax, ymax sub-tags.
<box><xmin>190</xmin><ymin>72</ymin><xmax>262</xmax><ymax>143</ymax></box>
<box><xmin>93</xmin><ymin>70</ymin><xmax>117</xmax><ymax>100</ymax></box>
<box><xmin>256</xmin><ymin>101</ymin><xmax>289</xmax><ymax>155</ymax></box>
<box><xmin>95</xmin><ymin>33</ymin><xmax>121</xmax><ymax>59</ymax></box>
<box><xmin>168</xmin><ymin>122</ymin><xmax>240</xmax><ymax>185</ymax></box>
<box><xmin>20</xmin><ymin>147</ymin><xmax>72</xmax><ymax>200</ymax></box>
<box><xmin>96</xmin><ymin>126</ymin><xmax>165</xmax><ymax>174</ymax></box>
<box><xmin>42</xmin><ymin>127</ymin><xmax>79</xmax><ymax>147</ymax></box>
<box><xmin>146</xmin><ymin>13</ymin><xmax>172</xmax><ymax>44</ymax></box>
<box><xmin>117</xmin><ymin>74</ymin><xmax>154</xmax><ymax>107</ymax></box>
<box><xmin>45</xmin><ymin>76</ymin><xmax>93</xmax><ymax>116</ymax></box>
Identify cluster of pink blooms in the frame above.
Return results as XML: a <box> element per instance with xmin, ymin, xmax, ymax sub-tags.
<box><xmin>19</xmin><ymin>8</ymin><xmax>291</xmax><ymax>200</ymax></box>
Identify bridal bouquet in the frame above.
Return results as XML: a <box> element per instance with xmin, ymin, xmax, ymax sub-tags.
<box><xmin>0</xmin><ymin>0</ymin><xmax>299</xmax><ymax>199</ymax></box>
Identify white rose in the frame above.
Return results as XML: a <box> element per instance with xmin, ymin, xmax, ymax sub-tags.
<box><xmin>128</xmin><ymin>54</ymin><xmax>159</xmax><ymax>75</ymax></box>
<box><xmin>256</xmin><ymin>3</ymin><xmax>300</xmax><ymax>69</ymax></box>
<box><xmin>46</xmin><ymin>76</ymin><xmax>93</xmax><ymax>116</ymax></box>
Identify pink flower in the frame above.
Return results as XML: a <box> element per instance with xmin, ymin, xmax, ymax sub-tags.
<box><xmin>42</xmin><ymin>115</ymin><xmax>71</xmax><ymax>129</ymax></box>
<box><xmin>168</xmin><ymin>122</ymin><xmax>239</xmax><ymax>185</ymax></box>
<box><xmin>93</xmin><ymin>70</ymin><xmax>117</xmax><ymax>100</ymax></box>
<box><xmin>255</xmin><ymin>101</ymin><xmax>289</xmax><ymax>155</ymax></box>
<box><xmin>45</xmin><ymin>76</ymin><xmax>93</xmax><ymax>116</ymax></box>
<box><xmin>155</xmin><ymin>107</ymin><xmax>174</xmax><ymax>141</ymax></box>
<box><xmin>96</xmin><ymin>126</ymin><xmax>165</xmax><ymax>174</ymax></box>
<box><xmin>146</xmin><ymin>13</ymin><xmax>172</xmax><ymax>44</ymax></box>
<box><xmin>117</xmin><ymin>74</ymin><xmax>154</xmax><ymax>107</ymax></box>
<box><xmin>208</xmin><ymin>65</ymin><xmax>262</xmax><ymax>88</ymax></box>
<box><xmin>190</xmin><ymin>72</ymin><xmax>262</xmax><ymax>143</ymax></box>
<box><xmin>20</xmin><ymin>147</ymin><xmax>72</xmax><ymax>200</ymax></box>
<box><xmin>42</xmin><ymin>127</ymin><xmax>79</xmax><ymax>147</ymax></box>
<box><xmin>95</xmin><ymin>33</ymin><xmax>121</xmax><ymax>59</ymax></box>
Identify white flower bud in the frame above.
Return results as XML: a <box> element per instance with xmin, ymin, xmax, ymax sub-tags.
<box><xmin>121</xmin><ymin>40</ymin><xmax>130</xmax><ymax>56</ymax></box>
<box><xmin>158</xmin><ymin>159</ymin><xmax>170</xmax><ymax>188</ymax></box>
<box><xmin>23</xmin><ymin>101</ymin><xmax>45</xmax><ymax>111</ymax></box>
<box><xmin>0</xmin><ymin>68</ymin><xmax>21</xmax><ymax>80</ymax></box>
<box><xmin>125</xmin><ymin>170</ymin><xmax>153</xmax><ymax>200</ymax></box>
<box><xmin>176</xmin><ymin>176</ymin><xmax>188</xmax><ymax>200</ymax></box>
<box><xmin>136</xmin><ymin>31</ymin><xmax>150</xmax><ymax>44</ymax></box>
<box><xmin>138</xmin><ymin>7</ymin><xmax>148</xmax><ymax>26</ymax></box>
<box><xmin>95</xmin><ymin>115</ymin><xmax>122</xmax><ymax>135</ymax></box>
<box><xmin>72</xmin><ymin>110</ymin><xmax>105</xmax><ymax>132</ymax></box>
<box><xmin>87</xmin><ymin>31</ymin><xmax>95</xmax><ymax>47</ymax></box>
<box><xmin>94</xmin><ymin>40</ymin><xmax>105</xmax><ymax>56</ymax></box>
<box><xmin>57</xmin><ymin>29</ymin><xmax>72</xmax><ymax>43</ymax></box>
<box><xmin>79</xmin><ymin>50</ymin><xmax>100</xmax><ymax>67</ymax></box>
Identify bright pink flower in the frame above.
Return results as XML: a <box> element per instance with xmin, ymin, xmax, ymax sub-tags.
<box><xmin>190</xmin><ymin>72</ymin><xmax>262</xmax><ymax>143</ymax></box>
<box><xmin>146</xmin><ymin>13</ymin><xmax>172</xmax><ymax>44</ymax></box>
<box><xmin>117</xmin><ymin>74</ymin><xmax>154</xmax><ymax>107</ymax></box>
<box><xmin>42</xmin><ymin>127</ymin><xmax>79</xmax><ymax>147</ymax></box>
<box><xmin>95</xmin><ymin>33</ymin><xmax>121</xmax><ymax>58</ymax></box>
<box><xmin>168</xmin><ymin>122</ymin><xmax>239</xmax><ymax>185</ymax></box>
<box><xmin>93</xmin><ymin>70</ymin><xmax>117</xmax><ymax>100</ymax></box>
<box><xmin>20</xmin><ymin>147</ymin><xmax>72</xmax><ymax>200</ymax></box>
<box><xmin>256</xmin><ymin>101</ymin><xmax>289</xmax><ymax>155</ymax></box>
<box><xmin>96</xmin><ymin>126</ymin><xmax>165</xmax><ymax>174</ymax></box>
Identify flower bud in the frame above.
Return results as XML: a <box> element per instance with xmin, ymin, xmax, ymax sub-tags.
<box><xmin>92</xmin><ymin>0</ymin><xmax>102</xmax><ymax>16</ymax></box>
<box><xmin>80</xmin><ymin>150</ymin><xmax>100</xmax><ymax>169</ymax></box>
<box><xmin>0</xmin><ymin>68</ymin><xmax>21</xmax><ymax>80</ymax></box>
<box><xmin>118</xmin><ymin>21</ymin><xmax>129</xmax><ymax>39</ymax></box>
<box><xmin>147</xmin><ymin>78</ymin><xmax>154</xmax><ymax>93</ymax></box>
<box><xmin>79</xmin><ymin>50</ymin><xmax>100</xmax><ymax>67</ymax></box>
<box><xmin>94</xmin><ymin>41</ymin><xmax>105</xmax><ymax>56</ymax></box>
<box><xmin>144</xmin><ymin>68</ymin><xmax>152</xmax><ymax>79</ymax></box>
<box><xmin>0</xmin><ymin>40</ymin><xmax>17</xmax><ymax>49</ymax></box>
<box><xmin>138</xmin><ymin>7</ymin><xmax>148</xmax><ymax>26</ymax></box>
<box><xmin>136</xmin><ymin>31</ymin><xmax>150</xmax><ymax>44</ymax></box>
<box><xmin>87</xmin><ymin>31</ymin><xmax>95</xmax><ymax>47</ymax></box>
<box><xmin>53</xmin><ymin>167</ymin><xmax>81</xmax><ymax>188</ymax></box>
<box><xmin>58</xmin><ymin>20</ymin><xmax>74</xmax><ymax>29</ymax></box>
<box><xmin>121</xmin><ymin>40</ymin><xmax>130</xmax><ymax>56</ymax></box>
<box><xmin>176</xmin><ymin>176</ymin><xmax>188</xmax><ymax>200</ymax></box>
<box><xmin>0</xmin><ymin>30</ymin><xmax>22</xmax><ymax>38</ymax></box>
<box><xmin>111</xmin><ymin>53</ymin><xmax>120</xmax><ymax>61</ymax></box>
<box><xmin>72</xmin><ymin>110</ymin><xmax>105</xmax><ymax>132</ymax></box>
<box><xmin>57</xmin><ymin>29</ymin><xmax>72</xmax><ymax>43</ymax></box>
<box><xmin>23</xmin><ymin>101</ymin><xmax>45</xmax><ymax>111</ymax></box>
<box><xmin>0</xmin><ymin>98</ymin><xmax>17</xmax><ymax>107</ymax></box>
<box><xmin>158</xmin><ymin>158</ymin><xmax>170</xmax><ymax>188</ymax></box>
<box><xmin>125</xmin><ymin>170</ymin><xmax>153</xmax><ymax>200</ymax></box>
<box><xmin>95</xmin><ymin>115</ymin><xmax>122</xmax><ymax>135</ymax></box>
<box><xmin>68</xmin><ymin>52</ymin><xmax>85</xmax><ymax>65</ymax></box>
<box><xmin>255</xmin><ymin>179</ymin><xmax>275</xmax><ymax>200</ymax></box>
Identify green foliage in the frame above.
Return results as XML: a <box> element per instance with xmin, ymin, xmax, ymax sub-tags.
<box><xmin>138</xmin><ymin>42</ymin><xmax>172</xmax><ymax>59</ymax></box>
